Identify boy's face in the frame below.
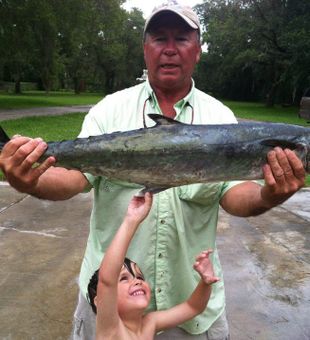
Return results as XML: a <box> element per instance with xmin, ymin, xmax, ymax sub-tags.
<box><xmin>117</xmin><ymin>261</ymin><xmax>151</xmax><ymax>316</ymax></box>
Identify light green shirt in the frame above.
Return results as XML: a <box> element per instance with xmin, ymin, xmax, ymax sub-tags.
<box><xmin>78</xmin><ymin>79</ymin><xmax>241</xmax><ymax>334</ymax></box>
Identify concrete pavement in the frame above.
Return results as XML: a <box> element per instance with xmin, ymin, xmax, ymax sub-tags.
<box><xmin>0</xmin><ymin>105</ymin><xmax>93</xmax><ymax>121</ymax></box>
<box><xmin>0</xmin><ymin>183</ymin><xmax>309</xmax><ymax>339</ymax></box>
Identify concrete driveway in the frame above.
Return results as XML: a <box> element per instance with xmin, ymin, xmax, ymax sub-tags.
<box><xmin>0</xmin><ymin>183</ymin><xmax>309</xmax><ymax>340</ymax></box>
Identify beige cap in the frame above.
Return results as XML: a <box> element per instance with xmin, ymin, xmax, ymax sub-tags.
<box><xmin>144</xmin><ymin>2</ymin><xmax>200</xmax><ymax>35</ymax></box>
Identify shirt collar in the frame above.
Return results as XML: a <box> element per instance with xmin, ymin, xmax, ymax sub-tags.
<box><xmin>144</xmin><ymin>78</ymin><xmax>195</xmax><ymax>113</ymax></box>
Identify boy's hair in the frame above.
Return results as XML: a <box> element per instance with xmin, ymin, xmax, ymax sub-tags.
<box><xmin>87</xmin><ymin>269</ymin><xmax>99</xmax><ymax>314</ymax></box>
<box><xmin>87</xmin><ymin>257</ymin><xmax>136</xmax><ymax>314</ymax></box>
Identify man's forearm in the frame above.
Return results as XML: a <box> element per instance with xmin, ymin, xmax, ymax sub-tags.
<box><xmin>220</xmin><ymin>181</ymin><xmax>275</xmax><ymax>217</ymax></box>
<box><xmin>28</xmin><ymin>167</ymin><xmax>88</xmax><ymax>200</ymax></box>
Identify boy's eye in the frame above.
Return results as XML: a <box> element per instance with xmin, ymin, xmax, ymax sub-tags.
<box><xmin>137</xmin><ymin>275</ymin><xmax>145</xmax><ymax>281</ymax></box>
<box><xmin>120</xmin><ymin>275</ymin><xmax>128</xmax><ymax>281</ymax></box>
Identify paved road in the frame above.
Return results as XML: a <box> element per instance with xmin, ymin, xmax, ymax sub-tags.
<box><xmin>0</xmin><ymin>184</ymin><xmax>309</xmax><ymax>340</ymax></box>
<box><xmin>0</xmin><ymin>105</ymin><xmax>93</xmax><ymax>121</ymax></box>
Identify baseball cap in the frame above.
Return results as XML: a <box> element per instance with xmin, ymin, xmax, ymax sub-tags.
<box><xmin>144</xmin><ymin>2</ymin><xmax>201</xmax><ymax>36</ymax></box>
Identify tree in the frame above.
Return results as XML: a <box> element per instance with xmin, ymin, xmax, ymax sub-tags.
<box><xmin>54</xmin><ymin>0</ymin><xmax>95</xmax><ymax>93</ymax></box>
<box><xmin>0</xmin><ymin>0</ymin><xmax>36</xmax><ymax>93</ymax></box>
<box><xmin>196</xmin><ymin>0</ymin><xmax>310</xmax><ymax>106</ymax></box>
<box><xmin>119</xmin><ymin>7</ymin><xmax>145</xmax><ymax>89</ymax></box>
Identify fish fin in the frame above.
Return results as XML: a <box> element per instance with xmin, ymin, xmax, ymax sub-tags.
<box><xmin>0</xmin><ymin>126</ymin><xmax>11</xmax><ymax>151</ymax></box>
<box><xmin>147</xmin><ymin>113</ymin><xmax>186</xmax><ymax>126</ymax></box>
<box><xmin>262</xmin><ymin>139</ymin><xmax>309</xmax><ymax>169</ymax></box>
<box><xmin>136</xmin><ymin>186</ymin><xmax>169</xmax><ymax>196</ymax></box>
<box><xmin>260</xmin><ymin>139</ymin><xmax>300</xmax><ymax>150</ymax></box>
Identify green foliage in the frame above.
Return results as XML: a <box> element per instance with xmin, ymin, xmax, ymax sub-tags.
<box><xmin>0</xmin><ymin>0</ymin><xmax>145</xmax><ymax>95</ymax></box>
<box><xmin>195</xmin><ymin>0</ymin><xmax>310</xmax><ymax>106</ymax></box>
<box><xmin>0</xmin><ymin>0</ymin><xmax>36</xmax><ymax>92</ymax></box>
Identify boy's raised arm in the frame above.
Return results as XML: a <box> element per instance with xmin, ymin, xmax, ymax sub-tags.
<box><xmin>95</xmin><ymin>193</ymin><xmax>153</xmax><ymax>336</ymax></box>
<box><xmin>146</xmin><ymin>249</ymin><xmax>219</xmax><ymax>332</ymax></box>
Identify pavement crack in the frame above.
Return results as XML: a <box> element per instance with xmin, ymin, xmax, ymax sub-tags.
<box><xmin>0</xmin><ymin>194</ymin><xmax>29</xmax><ymax>214</ymax></box>
<box><xmin>0</xmin><ymin>226</ymin><xmax>62</xmax><ymax>238</ymax></box>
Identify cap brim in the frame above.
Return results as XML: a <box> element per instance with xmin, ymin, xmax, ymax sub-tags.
<box><xmin>144</xmin><ymin>8</ymin><xmax>200</xmax><ymax>34</ymax></box>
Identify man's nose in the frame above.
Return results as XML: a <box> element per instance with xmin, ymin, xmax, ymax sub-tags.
<box><xmin>163</xmin><ymin>39</ymin><xmax>177</xmax><ymax>55</ymax></box>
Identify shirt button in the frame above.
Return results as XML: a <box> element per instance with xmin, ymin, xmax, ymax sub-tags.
<box><xmin>157</xmin><ymin>288</ymin><xmax>162</xmax><ymax>293</ymax></box>
<box><xmin>158</xmin><ymin>253</ymin><xmax>162</xmax><ymax>258</ymax></box>
<box><xmin>160</xmin><ymin>219</ymin><xmax>165</xmax><ymax>224</ymax></box>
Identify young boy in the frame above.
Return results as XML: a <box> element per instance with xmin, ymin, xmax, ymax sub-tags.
<box><xmin>91</xmin><ymin>192</ymin><xmax>219</xmax><ymax>339</ymax></box>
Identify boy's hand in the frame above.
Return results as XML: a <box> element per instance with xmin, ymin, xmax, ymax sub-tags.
<box><xmin>193</xmin><ymin>249</ymin><xmax>220</xmax><ymax>285</ymax></box>
<box><xmin>126</xmin><ymin>192</ymin><xmax>153</xmax><ymax>224</ymax></box>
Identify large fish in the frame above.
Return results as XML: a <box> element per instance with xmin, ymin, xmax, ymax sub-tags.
<box><xmin>0</xmin><ymin>114</ymin><xmax>309</xmax><ymax>193</ymax></box>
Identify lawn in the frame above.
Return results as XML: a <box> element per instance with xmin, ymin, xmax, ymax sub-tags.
<box><xmin>0</xmin><ymin>91</ymin><xmax>102</xmax><ymax>109</ymax></box>
<box><xmin>224</xmin><ymin>100</ymin><xmax>309</xmax><ymax>126</ymax></box>
<box><xmin>1</xmin><ymin>113</ymin><xmax>86</xmax><ymax>141</ymax></box>
<box><xmin>0</xmin><ymin>92</ymin><xmax>309</xmax><ymax>186</ymax></box>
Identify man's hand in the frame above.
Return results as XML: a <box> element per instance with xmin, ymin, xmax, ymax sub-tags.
<box><xmin>261</xmin><ymin>147</ymin><xmax>305</xmax><ymax>208</ymax></box>
<box><xmin>0</xmin><ymin>136</ymin><xmax>56</xmax><ymax>193</ymax></box>
<box><xmin>193</xmin><ymin>249</ymin><xmax>220</xmax><ymax>285</ymax></box>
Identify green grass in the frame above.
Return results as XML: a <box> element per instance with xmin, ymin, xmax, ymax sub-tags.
<box><xmin>224</xmin><ymin>100</ymin><xmax>309</xmax><ymax>126</ymax></box>
<box><xmin>1</xmin><ymin>113</ymin><xmax>86</xmax><ymax>141</ymax></box>
<box><xmin>0</xmin><ymin>91</ymin><xmax>102</xmax><ymax>109</ymax></box>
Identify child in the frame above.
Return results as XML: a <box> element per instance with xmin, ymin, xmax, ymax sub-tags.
<box><xmin>91</xmin><ymin>192</ymin><xmax>219</xmax><ymax>339</ymax></box>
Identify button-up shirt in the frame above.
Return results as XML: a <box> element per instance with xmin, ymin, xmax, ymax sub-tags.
<box><xmin>78</xmin><ymin>79</ymin><xmax>241</xmax><ymax>334</ymax></box>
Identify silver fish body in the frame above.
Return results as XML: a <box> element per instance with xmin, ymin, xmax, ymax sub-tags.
<box><xmin>41</xmin><ymin>115</ymin><xmax>310</xmax><ymax>191</ymax></box>
<box><xmin>1</xmin><ymin>114</ymin><xmax>309</xmax><ymax>192</ymax></box>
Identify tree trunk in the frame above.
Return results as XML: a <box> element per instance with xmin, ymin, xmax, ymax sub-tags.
<box><xmin>14</xmin><ymin>79</ymin><xmax>21</xmax><ymax>94</ymax></box>
<box><xmin>265</xmin><ymin>83</ymin><xmax>277</xmax><ymax>107</ymax></box>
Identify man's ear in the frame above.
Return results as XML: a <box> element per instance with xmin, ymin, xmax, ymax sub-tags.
<box><xmin>196</xmin><ymin>45</ymin><xmax>202</xmax><ymax>64</ymax></box>
<box><xmin>94</xmin><ymin>295</ymin><xmax>98</xmax><ymax>307</ymax></box>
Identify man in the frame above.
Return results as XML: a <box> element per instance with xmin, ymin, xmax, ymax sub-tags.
<box><xmin>0</xmin><ymin>3</ymin><xmax>305</xmax><ymax>340</ymax></box>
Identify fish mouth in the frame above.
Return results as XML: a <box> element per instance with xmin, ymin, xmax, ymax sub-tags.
<box><xmin>130</xmin><ymin>288</ymin><xmax>146</xmax><ymax>297</ymax></box>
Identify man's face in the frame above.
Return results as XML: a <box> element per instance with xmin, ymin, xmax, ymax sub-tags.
<box><xmin>143</xmin><ymin>17</ymin><xmax>201</xmax><ymax>91</ymax></box>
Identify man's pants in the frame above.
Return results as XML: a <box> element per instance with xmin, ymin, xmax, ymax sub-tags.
<box><xmin>70</xmin><ymin>292</ymin><xmax>230</xmax><ymax>340</ymax></box>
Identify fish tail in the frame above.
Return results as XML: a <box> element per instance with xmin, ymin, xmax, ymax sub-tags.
<box><xmin>0</xmin><ymin>126</ymin><xmax>11</xmax><ymax>151</ymax></box>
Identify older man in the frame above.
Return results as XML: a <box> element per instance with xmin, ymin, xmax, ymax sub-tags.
<box><xmin>0</xmin><ymin>3</ymin><xmax>305</xmax><ymax>340</ymax></box>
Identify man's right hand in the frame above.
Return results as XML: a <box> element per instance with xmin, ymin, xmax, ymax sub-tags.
<box><xmin>0</xmin><ymin>136</ymin><xmax>56</xmax><ymax>193</ymax></box>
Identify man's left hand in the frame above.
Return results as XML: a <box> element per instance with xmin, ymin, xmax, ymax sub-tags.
<box><xmin>261</xmin><ymin>147</ymin><xmax>305</xmax><ymax>207</ymax></box>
